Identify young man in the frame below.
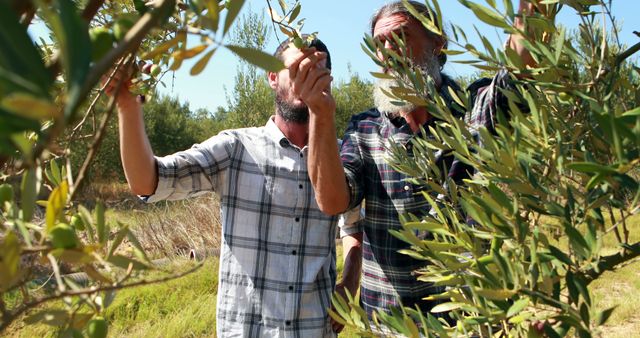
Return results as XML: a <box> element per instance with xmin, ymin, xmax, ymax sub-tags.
<box><xmin>304</xmin><ymin>0</ymin><xmax>543</xmax><ymax>322</ymax></box>
<box><xmin>109</xmin><ymin>38</ymin><xmax>360</xmax><ymax>337</ymax></box>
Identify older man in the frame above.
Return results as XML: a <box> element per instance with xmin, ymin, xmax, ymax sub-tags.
<box><xmin>303</xmin><ymin>0</ymin><xmax>541</xmax><ymax>321</ymax></box>
<box><xmin>109</xmin><ymin>37</ymin><xmax>361</xmax><ymax>337</ymax></box>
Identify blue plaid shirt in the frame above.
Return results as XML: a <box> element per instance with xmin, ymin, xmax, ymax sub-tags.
<box><xmin>340</xmin><ymin>70</ymin><xmax>513</xmax><ymax>318</ymax></box>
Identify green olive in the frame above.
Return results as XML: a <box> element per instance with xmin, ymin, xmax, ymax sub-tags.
<box><xmin>89</xmin><ymin>27</ymin><xmax>114</xmax><ymax>61</ymax></box>
<box><xmin>49</xmin><ymin>223</ymin><xmax>79</xmax><ymax>249</ymax></box>
<box><xmin>113</xmin><ymin>13</ymin><xmax>138</xmax><ymax>41</ymax></box>
<box><xmin>86</xmin><ymin>316</ymin><xmax>108</xmax><ymax>338</ymax></box>
<box><xmin>150</xmin><ymin>64</ymin><xmax>161</xmax><ymax>77</ymax></box>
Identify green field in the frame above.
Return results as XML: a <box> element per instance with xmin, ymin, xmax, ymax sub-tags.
<box><xmin>6</xmin><ymin>197</ymin><xmax>639</xmax><ymax>337</ymax></box>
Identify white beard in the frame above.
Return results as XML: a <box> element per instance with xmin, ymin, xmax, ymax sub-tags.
<box><xmin>373</xmin><ymin>53</ymin><xmax>442</xmax><ymax>117</ymax></box>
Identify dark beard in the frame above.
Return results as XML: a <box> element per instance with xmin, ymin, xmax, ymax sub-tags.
<box><xmin>275</xmin><ymin>93</ymin><xmax>309</xmax><ymax>124</ymax></box>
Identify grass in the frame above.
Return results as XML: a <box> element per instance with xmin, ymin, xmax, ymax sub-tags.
<box><xmin>6</xmin><ymin>204</ymin><xmax>639</xmax><ymax>337</ymax></box>
<box><xmin>589</xmin><ymin>211</ymin><xmax>640</xmax><ymax>337</ymax></box>
<box><xmin>105</xmin><ymin>260</ymin><xmax>219</xmax><ymax>337</ymax></box>
<box><xmin>5</xmin><ymin>259</ymin><xmax>219</xmax><ymax>338</ymax></box>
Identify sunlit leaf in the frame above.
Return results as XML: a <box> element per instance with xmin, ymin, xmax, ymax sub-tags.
<box><xmin>1</xmin><ymin>92</ymin><xmax>58</xmax><ymax>121</ymax></box>
<box><xmin>190</xmin><ymin>49</ymin><xmax>216</xmax><ymax>75</ymax></box>
<box><xmin>140</xmin><ymin>35</ymin><xmax>181</xmax><ymax>60</ymax></box>
<box><xmin>223</xmin><ymin>0</ymin><xmax>246</xmax><ymax>36</ymax></box>
<box><xmin>226</xmin><ymin>44</ymin><xmax>285</xmax><ymax>72</ymax></box>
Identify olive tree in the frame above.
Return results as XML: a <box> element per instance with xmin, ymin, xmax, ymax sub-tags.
<box><xmin>329</xmin><ymin>0</ymin><xmax>640</xmax><ymax>337</ymax></box>
<box><xmin>0</xmin><ymin>0</ymin><xmax>296</xmax><ymax>335</ymax></box>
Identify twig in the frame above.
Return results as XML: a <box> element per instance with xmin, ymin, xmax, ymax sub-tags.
<box><xmin>65</xmin><ymin>61</ymin><xmax>126</xmax><ymax>152</ymax></box>
<box><xmin>47</xmin><ymin>253</ymin><xmax>66</xmax><ymax>293</ymax></box>
<box><xmin>265</xmin><ymin>0</ymin><xmax>281</xmax><ymax>44</ymax></box>
<box><xmin>81</xmin><ymin>0</ymin><xmax>105</xmax><ymax>22</ymax></box>
<box><xmin>620</xmin><ymin>208</ymin><xmax>629</xmax><ymax>243</ymax></box>
<box><xmin>69</xmin><ymin>56</ymin><xmax>133</xmax><ymax>201</ymax></box>
<box><xmin>614</xmin><ymin>41</ymin><xmax>640</xmax><ymax>67</ymax></box>
<box><xmin>0</xmin><ymin>261</ymin><xmax>204</xmax><ymax>332</ymax></box>
<box><xmin>606</xmin><ymin>205</ymin><xmax>623</xmax><ymax>243</ymax></box>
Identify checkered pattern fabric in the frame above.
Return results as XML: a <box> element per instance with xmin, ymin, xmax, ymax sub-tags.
<box><xmin>340</xmin><ymin>71</ymin><xmax>512</xmax><ymax>318</ymax></box>
<box><xmin>145</xmin><ymin>118</ymin><xmax>355</xmax><ymax>338</ymax></box>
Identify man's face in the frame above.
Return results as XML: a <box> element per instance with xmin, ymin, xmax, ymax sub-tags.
<box><xmin>373</xmin><ymin>14</ymin><xmax>438</xmax><ymax>69</ymax></box>
<box><xmin>372</xmin><ymin>13</ymin><xmax>443</xmax><ymax>115</ymax></box>
<box><xmin>272</xmin><ymin>46</ymin><xmax>328</xmax><ymax>123</ymax></box>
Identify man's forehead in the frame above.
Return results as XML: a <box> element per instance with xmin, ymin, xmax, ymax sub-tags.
<box><xmin>373</xmin><ymin>14</ymin><xmax>413</xmax><ymax>37</ymax></box>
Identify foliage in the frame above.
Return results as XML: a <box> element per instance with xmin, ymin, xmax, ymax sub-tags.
<box><xmin>65</xmin><ymin>94</ymin><xmax>215</xmax><ymax>183</ymax></box>
<box><xmin>330</xmin><ymin>0</ymin><xmax>640</xmax><ymax>337</ymax></box>
<box><xmin>222</xmin><ymin>10</ymin><xmax>276</xmax><ymax>130</ymax></box>
<box><xmin>0</xmin><ymin>0</ymin><xmax>287</xmax><ymax>335</ymax></box>
<box><xmin>333</xmin><ymin>65</ymin><xmax>375</xmax><ymax>136</ymax></box>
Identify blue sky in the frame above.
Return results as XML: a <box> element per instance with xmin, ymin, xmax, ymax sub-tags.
<box><xmin>27</xmin><ymin>1</ymin><xmax>639</xmax><ymax>113</ymax></box>
<box><xmin>168</xmin><ymin>0</ymin><xmax>639</xmax><ymax>113</ymax></box>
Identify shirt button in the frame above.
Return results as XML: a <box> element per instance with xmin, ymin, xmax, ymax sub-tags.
<box><xmin>298</xmin><ymin>184</ymin><xmax>303</xmax><ymax>189</ymax></box>
<box><xmin>291</xmin><ymin>250</ymin><xmax>297</xmax><ymax>255</ymax></box>
<box><xmin>285</xmin><ymin>320</ymin><xmax>292</xmax><ymax>326</ymax></box>
<box><xmin>404</xmin><ymin>185</ymin><xmax>410</xmax><ymax>191</ymax></box>
<box><xmin>295</xmin><ymin>217</ymin><xmax>300</xmax><ymax>222</ymax></box>
<box><xmin>288</xmin><ymin>285</ymin><xmax>293</xmax><ymax>291</ymax></box>
<box><xmin>299</xmin><ymin>153</ymin><xmax>304</xmax><ymax>158</ymax></box>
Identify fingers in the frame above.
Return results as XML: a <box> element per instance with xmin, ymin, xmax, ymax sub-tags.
<box><xmin>102</xmin><ymin>64</ymin><xmax>133</xmax><ymax>97</ymax></box>
<box><xmin>291</xmin><ymin>51</ymin><xmax>328</xmax><ymax>94</ymax></box>
<box><xmin>284</xmin><ymin>47</ymin><xmax>316</xmax><ymax>79</ymax></box>
<box><xmin>297</xmin><ymin>67</ymin><xmax>331</xmax><ymax>100</ymax></box>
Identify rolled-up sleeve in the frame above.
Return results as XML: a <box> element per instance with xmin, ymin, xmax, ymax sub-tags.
<box><xmin>142</xmin><ymin>132</ymin><xmax>236</xmax><ymax>203</ymax></box>
<box><xmin>337</xmin><ymin>204</ymin><xmax>364</xmax><ymax>238</ymax></box>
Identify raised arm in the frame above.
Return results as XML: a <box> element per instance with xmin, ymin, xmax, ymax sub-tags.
<box><xmin>284</xmin><ymin>48</ymin><xmax>351</xmax><ymax>215</ymax></box>
<box><xmin>307</xmin><ymin>115</ymin><xmax>351</xmax><ymax>215</ymax></box>
<box><xmin>105</xmin><ymin>71</ymin><xmax>157</xmax><ymax>196</ymax></box>
<box><xmin>508</xmin><ymin>0</ymin><xmax>550</xmax><ymax>69</ymax></box>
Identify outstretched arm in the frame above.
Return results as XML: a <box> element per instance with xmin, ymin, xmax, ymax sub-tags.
<box><xmin>105</xmin><ymin>70</ymin><xmax>157</xmax><ymax>196</ymax></box>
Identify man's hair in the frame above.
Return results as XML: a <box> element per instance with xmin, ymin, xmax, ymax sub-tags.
<box><xmin>370</xmin><ymin>0</ymin><xmax>447</xmax><ymax>69</ymax></box>
<box><xmin>273</xmin><ymin>35</ymin><xmax>332</xmax><ymax>70</ymax></box>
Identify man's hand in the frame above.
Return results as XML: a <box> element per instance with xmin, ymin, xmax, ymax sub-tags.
<box><xmin>102</xmin><ymin>62</ymin><xmax>138</xmax><ymax>112</ymax></box>
<box><xmin>284</xmin><ymin>47</ymin><xmax>335</xmax><ymax>119</ymax></box>
<box><xmin>509</xmin><ymin>0</ymin><xmax>555</xmax><ymax>70</ymax></box>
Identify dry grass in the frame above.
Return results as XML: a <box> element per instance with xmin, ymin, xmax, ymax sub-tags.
<box><xmin>124</xmin><ymin>194</ymin><xmax>222</xmax><ymax>260</ymax></box>
<box><xmin>75</xmin><ymin>182</ymin><xmax>135</xmax><ymax>206</ymax></box>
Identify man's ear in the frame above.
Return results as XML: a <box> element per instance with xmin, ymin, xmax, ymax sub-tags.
<box><xmin>267</xmin><ymin>71</ymin><xmax>278</xmax><ymax>90</ymax></box>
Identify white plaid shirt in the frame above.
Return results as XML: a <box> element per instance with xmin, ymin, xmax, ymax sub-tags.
<box><xmin>144</xmin><ymin>117</ymin><xmax>360</xmax><ymax>337</ymax></box>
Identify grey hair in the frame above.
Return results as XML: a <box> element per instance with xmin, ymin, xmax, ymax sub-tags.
<box><xmin>370</xmin><ymin>1</ymin><xmax>448</xmax><ymax>69</ymax></box>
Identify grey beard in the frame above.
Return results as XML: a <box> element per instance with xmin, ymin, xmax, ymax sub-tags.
<box><xmin>275</xmin><ymin>93</ymin><xmax>309</xmax><ymax>124</ymax></box>
<box><xmin>373</xmin><ymin>54</ymin><xmax>442</xmax><ymax>117</ymax></box>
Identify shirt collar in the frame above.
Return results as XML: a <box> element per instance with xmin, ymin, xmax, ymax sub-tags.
<box><xmin>265</xmin><ymin>116</ymin><xmax>292</xmax><ymax>148</ymax></box>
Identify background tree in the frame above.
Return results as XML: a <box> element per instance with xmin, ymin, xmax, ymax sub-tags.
<box><xmin>0</xmin><ymin>0</ymin><xmax>288</xmax><ymax>335</ymax></box>
<box><xmin>222</xmin><ymin>9</ymin><xmax>276</xmax><ymax>129</ymax></box>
